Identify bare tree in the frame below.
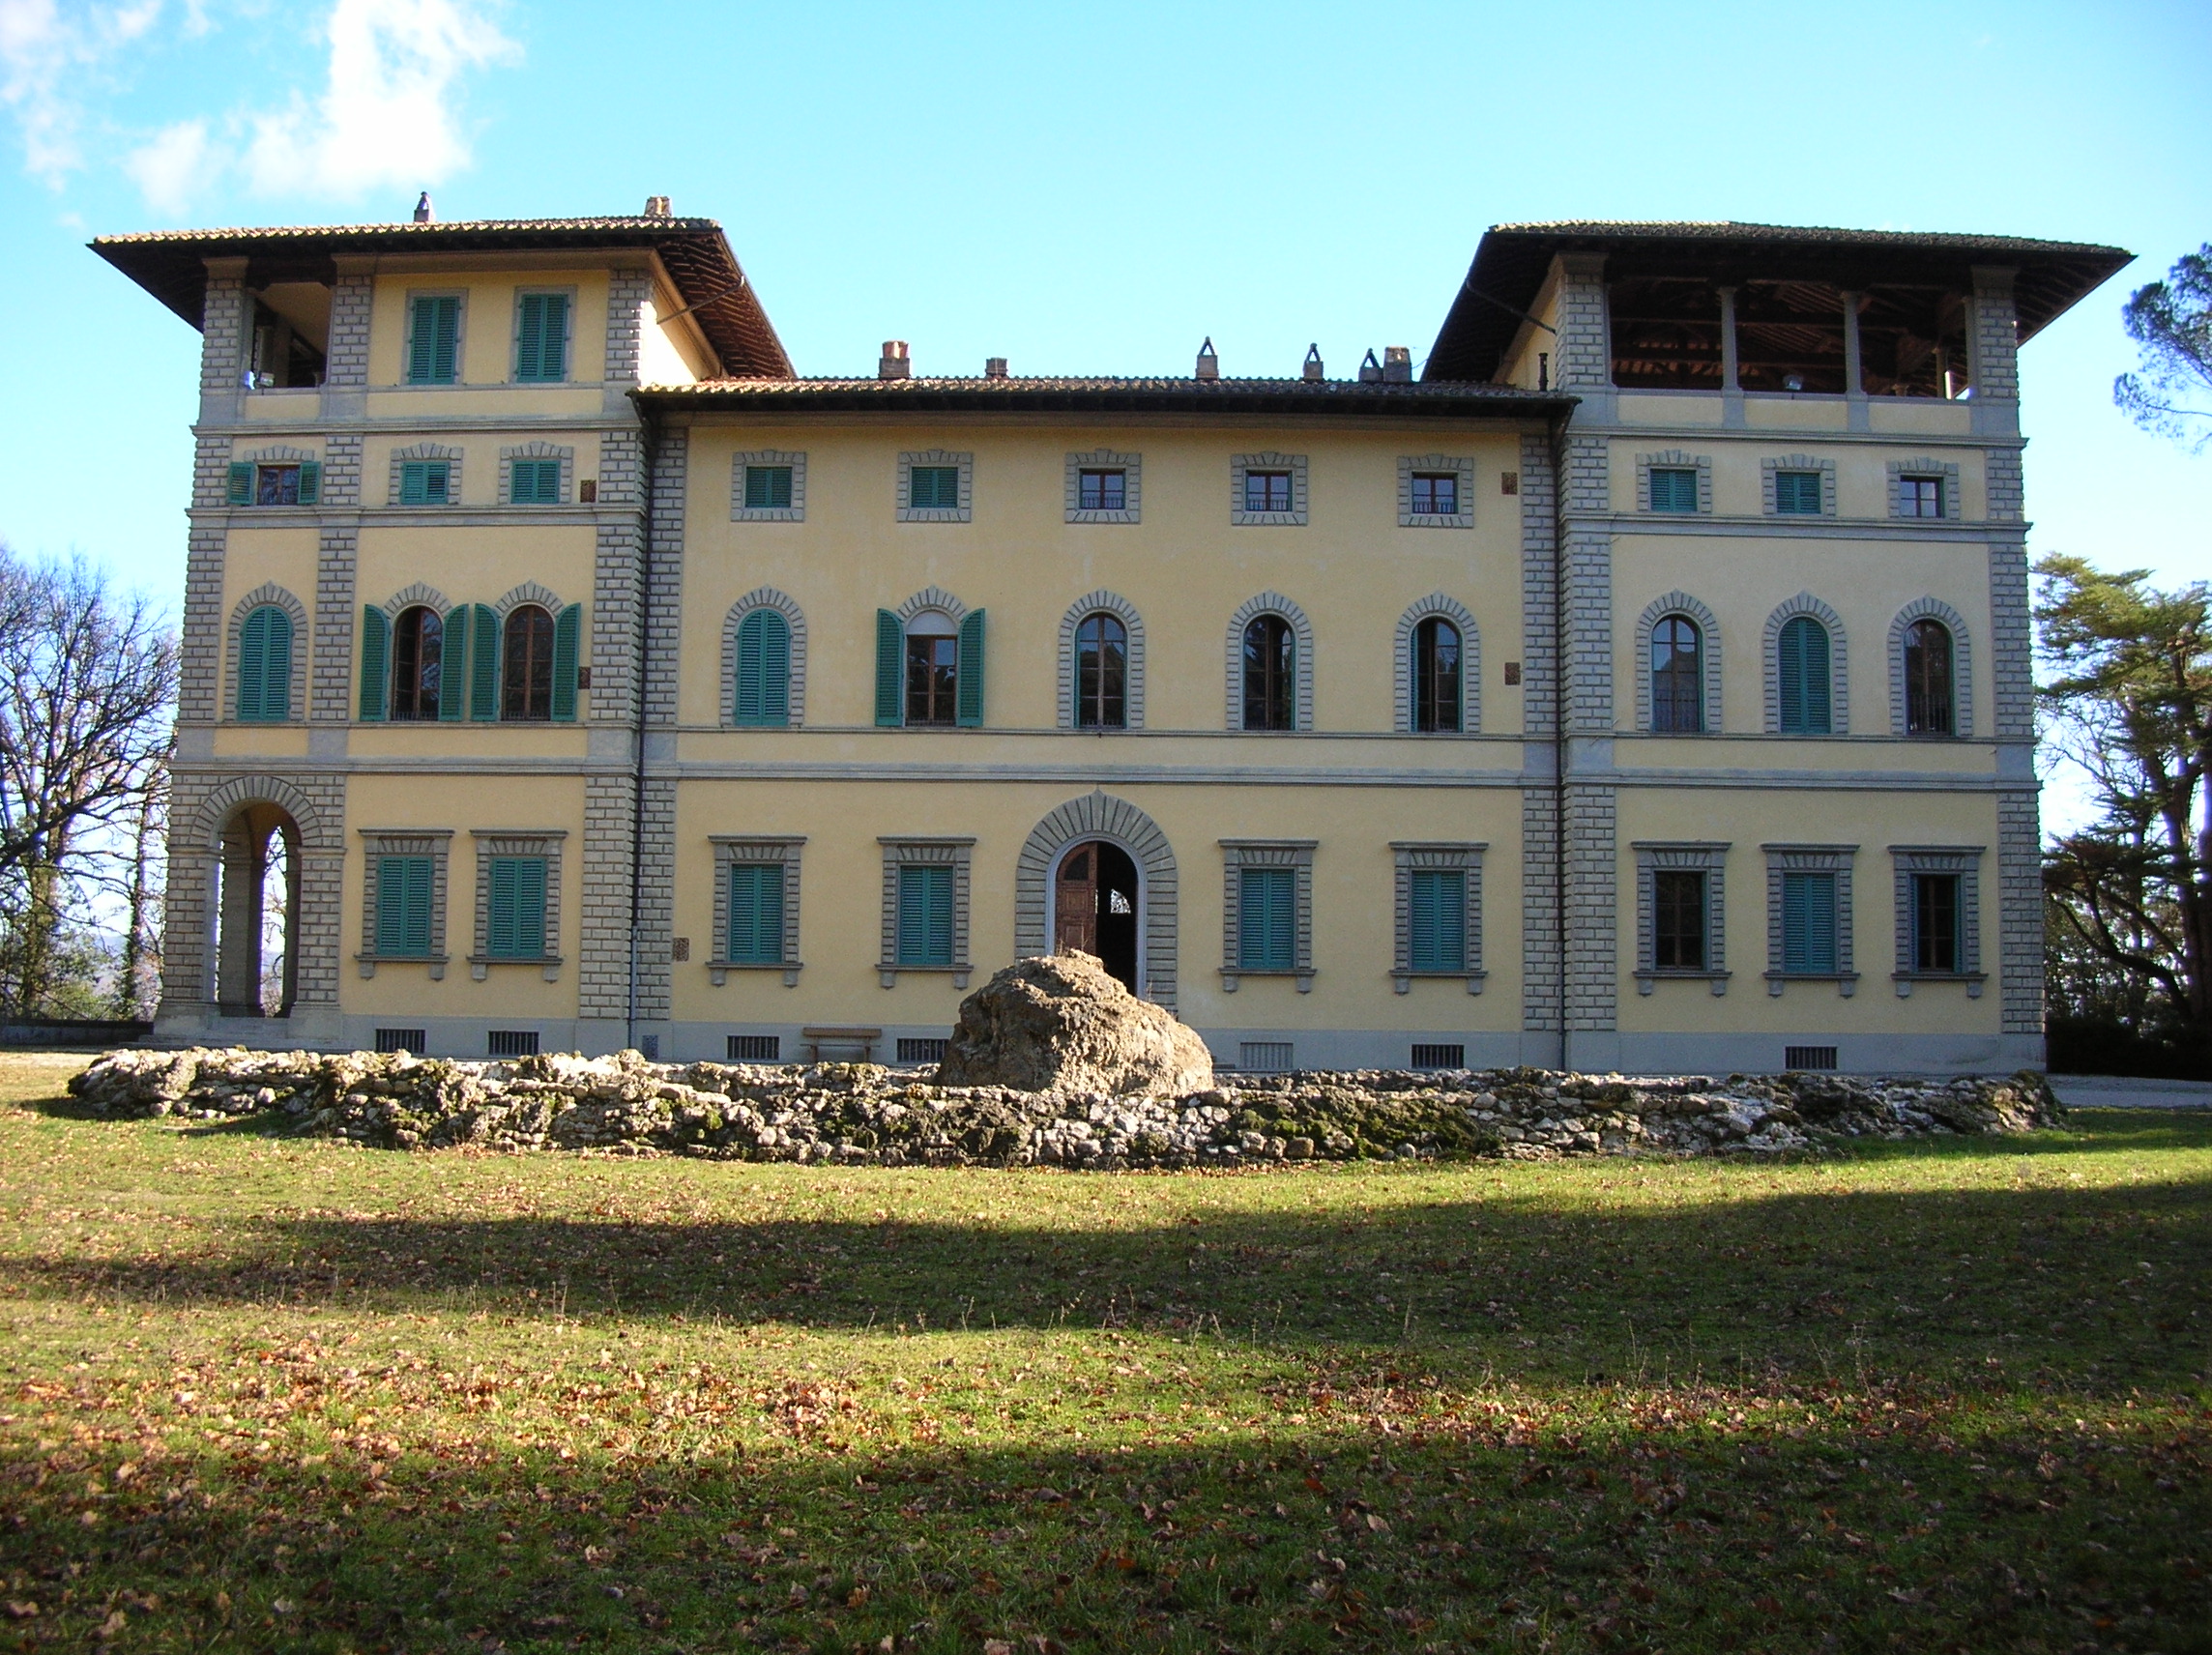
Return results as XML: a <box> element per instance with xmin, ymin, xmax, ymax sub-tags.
<box><xmin>0</xmin><ymin>550</ymin><xmax>176</xmax><ymax>1017</ymax></box>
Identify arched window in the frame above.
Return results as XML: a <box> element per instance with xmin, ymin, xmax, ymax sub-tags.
<box><xmin>733</xmin><ymin>608</ymin><xmax>791</xmax><ymax>726</ymax></box>
<box><xmin>1904</xmin><ymin>619</ymin><xmax>1953</xmax><ymax>736</ymax></box>
<box><xmin>236</xmin><ymin>604</ymin><xmax>292</xmax><ymax>722</ymax></box>
<box><xmin>1074</xmin><ymin>613</ymin><xmax>1127</xmax><ymax>729</ymax></box>
<box><xmin>1777</xmin><ymin>615</ymin><xmax>1832</xmax><ymax>735</ymax></box>
<box><xmin>502</xmin><ymin>604</ymin><xmax>555</xmax><ymax>721</ymax></box>
<box><xmin>1242</xmin><ymin>615</ymin><xmax>1295</xmax><ymax>731</ymax></box>
<box><xmin>391</xmin><ymin>606</ymin><xmax>443</xmax><ymax>721</ymax></box>
<box><xmin>905</xmin><ymin>609</ymin><xmax>960</xmax><ymax>726</ymax></box>
<box><xmin>1412</xmin><ymin>617</ymin><xmax>1462</xmax><ymax>733</ymax></box>
<box><xmin>1650</xmin><ymin>615</ymin><xmax>1703</xmax><ymax>733</ymax></box>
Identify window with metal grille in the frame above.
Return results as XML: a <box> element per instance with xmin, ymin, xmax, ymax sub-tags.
<box><xmin>727</xmin><ymin>1034</ymin><xmax>780</xmax><ymax>1062</ymax></box>
<box><xmin>1652</xmin><ymin>870</ymin><xmax>1706</xmax><ymax>970</ymax></box>
<box><xmin>1648</xmin><ymin>467</ymin><xmax>1698</xmax><ymax>512</ymax></box>
<box><xmin>1078</xmin><ymin>469</ymin><xmax>1125</xmax><ymax>512</ymax></box>
<box><xmin>1774</xmin><ymin>470</ymin><xmax>1823</xmax><ymax>514</ymax></box>
<box><xmin>1912</xmin><ymin>873</ymin><xmax>1961</xmax><ymax>972</ymax></box>
<box><xmin>373</xmin><ymin>1028</ymin><xmax>426</xmax><ymax>1055</ymax></box>
<box><xmin>909</xmin><ymin>465</ymin><xmax>960</xmax><ymax>509</ymax></box>
<box><xmin>1784</xmin><ymin>1045</ymin><xmax>1838</xmax><ymax>1071</ymax></box>
<box><xmin>1651</xmin><ymin>615</ymin><xmax>1703</xmax><ymax>732</ymax></box>
<box><xmin>897</xmin><ymin>1037</ymin><xmax>947</xmax><ymax>1065</ymax></box>
<box><xmin>1243</xmin><ymin>470</ymin><xmax>1293</xmax><ymax>513</ymax></box>
<box><xmin>486</xmin><ymin>1030</ymin><xmax>539</xmax><ymax>1058</ymax></box>
<box><xmin>1237</xmin><ymin>1041</ymin><xmax>1294</xmax><ymax>1073</ymax></box>
<box><xmin>1411</xmin><ymin>1043</ymin><xmax>1465</xmax><ymax>1070</ymax></box>
<box><xmin>1410</xmin><ymin>473</ymin><xmax>1458</xmax><ymax>515</ymax></box>
<box><xmin>744</xmin><ymin>464</ymin><xmax>794</xmax><ymax>509</ymax></box>
<box><xmin>1898</xmin><ymin>475</ymin><xmax>1944</xmax><ymax>518</ymax></box>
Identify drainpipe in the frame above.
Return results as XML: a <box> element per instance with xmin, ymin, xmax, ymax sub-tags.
<box><xmin>1549</xmin><ymin>409</ymin><xmax>1571</xmax><ymax>1071</ymax></box>
<box><xmin>627</xmin><ymin>404</ymin><xmax>658</xmax><ymax>1054</ymax></box>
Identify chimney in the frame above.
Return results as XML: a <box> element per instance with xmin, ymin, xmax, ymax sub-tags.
<box><xmin>878</xmin><ymin>340</ymin><xmax>911</xmax><ymax>380</ymax></box>
<box><xmin>413</xmin><ymin>191</ymin><xmax>433</xmax><ymax>223</ymax></box>
<box><xmin>983</xmin><ymin>356</ymin><xmax>1008</xmax><ymax>380</ymax></box>
<box><xmin>1382</xmin><ymin>346</ymin><xmax>1413</xmax><ymax>383</ymax></box>
<box><xmin>1195</xmin><ymin>336</ymin><xmax>1219</xmax><ymax>381</ymax></box>
<box><xmin>1358</xmin><ymin>349</ymin><xmax>1383</xmax><ymax>383</ymax></box>
<box><xmin>643</xmin><ymin>195</ymin><xmax>672</xmax><ymax>218</ymax></box>
<box><xmin>1302</xmin><ymin>343</ymin><xmax>1324</xmax><ymax>382</ymax></box>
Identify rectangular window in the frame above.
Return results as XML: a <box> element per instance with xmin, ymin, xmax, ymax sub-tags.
<box><xmin>744</xmin><ymin>464</ymin><xmax>795</xmax><ymax>510</ymax></box>
<box><xmin>1781</xmin><ymin>870</ymin><xmax>1838</xmax><ymax>973</ymax></box>
<box><xmin>725</xmin><ymin>863</ymin><xmax>785</xmax><ymax>965</ymax></box>
<box><xmin>1243</xmin><ymin>471</ymin><xmax>1294</xmax><ymax>514</ymax></box>
<box><xmin>408</xmin><ymin>295</ymin><xmax>460</xmax><ymax>385</ymax></box>
<box><xmin>1408</xmin><ymin>868</ymin><xmax>1467</xmax><ymax>973</ymax></box>
<box><xmin>398</xmin><ymin>459</ymin><xmax>451</xmax><ymax>505</ymax></box>
<box><xmin>1237</xmin><ymin>866</ymin><xmax>1296</xmax><ymax>972</ymax></box>
<box><xmin>373</xmin><ymin>1028</ymin><xmax>427</xmax><ymax>1056</ymax></box>
<box><xmin>909</xmin><ymin>465</ymin><xmax>961</xmax><ymax>509</ymax></box>
<box><xmin>374</xmin><ymin>856</ymin><xmax>433</xmax><ymax>956</ymax></box>
<box><xmin>1078</xmin><ymin>469</ymin><xmax>1126</xmax><ymax>512</ymax></box>
<box><xmin>509</xmin><ymin>459</ymin><xmax>560</xmax><ymax>504</ymax></box>
<box><xmin>255</xmin><ymin>464</ymin><xmax>303</xmax><ymax>506</ymax></box>
<box><xmin>485</xmin><ymin>856</ymin><xmax>547</xmax><ymax>958</ymax></box>
<box><xmin>486</xmin><ymin>1030</ymin><xmax>539</xmax><ymax>1058</ymax></box>
<box><xmin>1899</xmin><ymin>476</ymin><xmax>1944</xmax><ymax>518</ymax></box>
<box><xmin>1774</xmin><ymin>470</ymin><xmax>1823</xmax><ymax>514</ymax></box>
<box><xmin>513</xmin><ymin>292</ymin><xmax>568</xmax><ymax>383</ymax></box>
<box><xmin>1411</xmin><ymin>1043</ymin><xmax>1465</xmax><ymax>1070</ymax></box>
<box><xmin>1912</xmin><ymin>873</ymin><xmax>1960</xmax><ymax>972</ymax></box>
<box><xmin>1648</xmin><ymin>468</ymin><xmax>1699</xmax><ymax>512</ymax></box>
<box><xmin>1410</xmin><ymin>472</ymin><xmax>1459</xmax><ymax>515</ymax></box>
<box><xmin>896</xmin><ymin>864</ymin><xmax>956</xmax><ymax>967</ymax></box>
<box><xmin>727</xmin><ymin>1034</ymin><xmax>780</xmax><ymax>1062</ymax></box>
<box><xmin>1237</xmin><ymin>1041</ymin><xmax>1294</xmax><ymax>1073</ymax></box>
<box><xmin>897</xmin><ymin>1037</ymin><xmax>947</xmax><ymax>1065</ymax></box>
<box><xmin>1652</xmin><ymin>869</ymin><xmax>1706</xmax><ymax>970</ymax></box>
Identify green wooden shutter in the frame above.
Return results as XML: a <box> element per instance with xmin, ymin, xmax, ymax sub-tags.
<box><xmin>1781</xmin><ymin>871</ymin><xmax>1837</xmax><ymax>973</ymax></box>
<box><xmin>1240</xmin><ymin>867</ymin><xmax>1295</xmax><ymax>972</ymax></box>
<box><xmin>264</xmin><ymin>607</ymin><xmax>291</xmax><ymax>720</ymax></box>
<box><xmin>926</xmin><ymin>866</ymin><xmax>955</xmax><ymax>964</ymax></box>
<box><xmin>471</xmin><ymin>604</ymin><xmax>500</xmax><ymax>720</ymax></box>
<box><xmin>377</xmin><ymin>857</ymin><xmax>432</xmax><ymax>955</ymax></box>
<box><xmin>550</xmin><ymin>604</ymin><xmax>581</xmax><ymax>721</ymax></box>
<box><xmin>1801</xmin><ymin>622</ymin><xmax>1830</xmax><ymax>733</ymax></box>
<box><xmin>486</xmin><ymin>857</ymin><xmax>546</xmax><ymax>958</ymax></box>
<box><xmin>736</xmin><ymin>610</ymin><xmax>765</xmax><ymax>724</ymax></box>
<box><xmin>896</xmin><ymin>866</ymin><xmax>927</xmax><ymax>964</ymax></box>
<box><xmin>735</xmin><ymin>609</ymin><xmax>792</xmax><ymax>726</ymax></box>
<box><xmin>438</xmin><ymin>607</ymin><xmax>467</xmax><ymax>722</ymax></box>
<box><xmin>1779</xmin><ymin>617</ymin><xmax>1833</xmax><ymax>734</ymax></box>
<box><xmin>297</xmin><ymin>460</ymin><xmax>320</xmax><ymax>504</ymax></box>
<box><xmin>515</xmin><ymin>295</ymin><xmax>545</xmax><ymax>381</ymax></box>
<box><xmin>227</xmin><ymin>462</ymin><xmax>254</xmax><ymax>505</ymax></box>
<box><xmin>410</xmin><ymin>296</ymin><xmax>458</xmax><ymax>383</ymax></box>
<box><xmin>358</xmin><ymin>606</ymin><xmax>390</xmax><ymax>721</ymax></box>
<box><xmin>728</xmin><ymin>864</ymin><xmax>783</xmax><ymax>964</ymax></box>
<box><xmin>488</xmin><ymin>857</ymin><xmax>517</xmax><ymax>955</ymax></box>
<box><xmin>1410</xmin><ymin>869</ymin><xmax>1465</xmax><ymax>973</ymax></box>
<box><xmin>237</xmin><ymin>607</ymin><xmax>268</xmax><ymax>722</ymax></box>
<box><xmin>956</xmin><ymin>609</ymin><xmax>986</xmax><ymax>727</ymax></box>
<box><xmin>875</xmin><ymin>610</ymin><xmax>903</xmax><ymax>726</ymax></box>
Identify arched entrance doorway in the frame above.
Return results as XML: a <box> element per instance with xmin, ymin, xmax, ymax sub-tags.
<box><xmin>216</xmin><ymin>802</ymin><xmax>300</xmax><ymax>1018</ymax></box>
<box><xmin>1053</xmin><ymin>840</ymin><xmax>1140</xmax><ymax>990</ymax></box>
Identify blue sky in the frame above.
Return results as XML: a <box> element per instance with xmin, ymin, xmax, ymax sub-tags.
<box><xmin>2</xmin><ymin>0</ymin><xmax>2206</xmax><ymax>609</ymax></box>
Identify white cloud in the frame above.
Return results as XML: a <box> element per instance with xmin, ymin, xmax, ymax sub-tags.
<box><xmin>244</xmin><ymin>0</ymin><xmax>517</xmax><ymax>197</ymax></box>
<box><xmin>0</xmin><ymin>0</ymin><xmax>163</xmax><ymax>179</ymax></box>
<box><xmin>123</xmin><ymin>114</ymin><xmax>207</xmax><ymax>214</ymax></box>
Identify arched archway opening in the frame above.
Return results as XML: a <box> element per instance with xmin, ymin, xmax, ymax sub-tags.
<box><xmin>1052</xmin><ymin>839</ymin><xmax>1141</xmax><ymax>991</ymax></box>
<box><xmin>216</xmin><ymin>802</ymin><xmax>301</xmax><ymax>1018</ymax></box>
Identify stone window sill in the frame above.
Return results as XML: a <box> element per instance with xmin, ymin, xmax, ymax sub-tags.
<box><xmin>358</xmin><ymin>953</ymin><xmax>449</xmax><ymax>981</ymax></box>
<box><xmin>468</xmin><ymin>954</ymin><xmax>563</xmax><ymax>983</ymax></box>
<box><xmin>1392</xmin><ymin>970</ymin><xmax>1486</xmax><ymax>996</ymax></box>
<box><xmin>1892</xmin><ymin>971</ymin><xmax>1986</xmax><ymax>999</ymax></box>
<box><xmin>711</xmin><ymin>959</ymin><xmax>802</xmax><ymax>988</ymax></box>
<box><xmin>878</xmin><ymin>963</ymin><xmax>972</xmax><ymax>990</ymax></box>
<box><xmin>1765</xmin><ymin>971</ymin><xmax>1859</xmax><ymax>998</ymax></box>
<box><xmin>1220</xmin><ymin>969</ymin><xmax>1314</xmax><ymax>994</ymax></box>
<box><xmin>1635</xmin><ymin>969</ymin><xmax>1731</xmax><ymax>997</ymax></box>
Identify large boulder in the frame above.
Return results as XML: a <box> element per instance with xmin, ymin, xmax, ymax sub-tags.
<box><xmin>933</xmin><ymin>952</ymin><xmax>1214</xmax><ymax>1096</ymax></box>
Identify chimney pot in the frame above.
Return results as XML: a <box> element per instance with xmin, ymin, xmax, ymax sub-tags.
<box><xmin>878</xmin><ymin>339</ymin><xmax>911</xmax><ymax>380</ymax></box>
<box><xmin>1358</xmin><ymin>349</ymin><xmax>1383</xmax><ymax>384</ymax></box>
<box><xmin>1195</xmin><ymin>336</ymin><xmax>1219</xmax><ymax>381</ymax></box>
<box><xmin>984</xmin><ymin>356</ymin><xmax>1008</xmax><ymax>379</ymax></box>
<box><xmin>1382</xmin><ymin>345</ymin><xmax>1412</xmax><ymax>383</ymax></box>
<box><xmin>413</xmin><ymin>191</ymin><xmax>433</xmax><ymax>223</ymax></box>
<box><xmin>643</xmin><ymin>194</ymin><xmax>672</xmax><ymax>217</ymax></box>
<box><xmin>1302</xmin><ymin>342</ymin><xmax>1324</xmax><ymax>382</ymax></box>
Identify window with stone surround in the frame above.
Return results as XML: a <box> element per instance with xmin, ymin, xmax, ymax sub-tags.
<box><xmin>1391</xmin><ymin>842</ymin><xmax>1485</xmax><ymax>995</ymax></box>
<box><xmin>878</xmin><ymin>838</ymin><xmax>974</xmax><ymax>987</ymax></box>
<box><xmin>512</xmin><ymin>290</ymin><xmax>571</xmax><ymax>383</ymax></box>
<box><xmin>226</xmin><ymin>447</ymin><xmax>321</xmax><ymax>507</ymax></box>
<box><xmin>1230</xmin><ymin>452</ymin><xmax>1308</xmax><ymax>526</ymax></box>
<box><xmin>1888</xmin><ymin>457</ymin><xmax>1963</xmax><ymax>521</ymax></box>
<box><xmin>1065</xmin><ymin>449</ymin><xmax>1141</xmax><ymax>524</ymax></box>
<box><xmin>405</xmin><ymin>293</ymin><xmax>462</xmax><ymax>385</ymax></box>
<box><xmin>1635</xmin><ymin>592</ymin><xmax>1722</xmax><ymax>736</ymax></box>
<box><xmin>390</xmin><ymin>443</ymin><xmax>462</xmax><ymax>507</ymax></box>
<box><xmin>1637</xmin><ymin>450</ymin><xmax>1711</xmax><ymax>514</ymax></box>
<box><xmin>501</xmin><ymin>442</ymin><xmax>573</xmax><ymax>505</ymax></box>
<box><xmin>1219</xmin><ymin>840</ymin><xmax>1316</xmax><ymax>993</ymax></box>
<box><xmin>1891</xmin><ymin>846</ymin><xmax>1984</xmax><ymax>997</ymax></box>
<box><xmin>469</xmin><ymin>830</ymin><xmax>564</xmax><ymax>980</ymax></box>
<box><xmin>1398</xmin><ymin>453</ymin><xmax>1474</xmax><ymax>529</ymax></box>
<box><xmin>710</xmin><ymin>837</ymin><xmax>803</xmax><ymax>986</ymax></box>
<box><xmin>732</xmin><ymin>450</ymin><xmax>806</xmax><ymax>522</ymax></box>
<box><xmin>897</xmin><ymin>450</ymin><xmax>973</xmax><ymax>522</ymax></box>
<box><xmin>1763</xmin><ymin>844</ymin><xmax>1857</xmax><ymax>997</ymax></box>
<box><xmin>357</xmin><ymin>829</ymin><xmax>451</xmax><ymax>978</ymax></box>
<box><xmin>227</xmin><ymin>584</ymin><xmax>306</xmax><ymax>724</ymax></box>
<box><xmin>1761</xmin><ymin>454</ymin><xmax>1836</xmax><ymax>516</ymax></box>
<box><xmin>723</xmin><ymin>589</ymin><xmax>806</xmax><ymax>728</ymax></box>
<box><xmin>1634</xmin><ymin>841</ymin><xmax>1730</xmax><ymax>995</ymax></box>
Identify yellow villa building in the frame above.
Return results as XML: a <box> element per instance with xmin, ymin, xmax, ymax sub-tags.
<box><xmin>94</xmin><ymin>205</ymin><xmax>2129</xmax><ymax>1073</ymax></box>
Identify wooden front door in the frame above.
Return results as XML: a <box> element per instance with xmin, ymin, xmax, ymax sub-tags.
<box><xmin>1055</xmin><ymin>845</ymin><xmax>1098</xmax><ymax>956</ymax></box>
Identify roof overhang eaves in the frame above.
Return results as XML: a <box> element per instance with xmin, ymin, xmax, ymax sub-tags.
<box><xmin>633</xmin><ymin>383</ymin><xmax>1577</xmax><ymax>420</ymax></box>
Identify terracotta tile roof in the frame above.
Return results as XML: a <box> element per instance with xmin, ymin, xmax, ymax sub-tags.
<box><xmin>638</xmin><ymin>375</ymin><xmax>1572</xmax><ymax>419</ymax></box>
<box><xmin>1427</xmin><ymin>219</ymin><xmax>2133</xmax><ymax>383</ymax></box>
<box><xmin>91</xmin><ymin>216</ymin><xmax>791</xmax><ymax>378</ymax></box>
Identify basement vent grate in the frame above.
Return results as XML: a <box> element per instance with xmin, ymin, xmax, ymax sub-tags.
<box><xmin>896</xmin><ymin>1037</ymin><xmax>947</xmax><ymax>1065</ymax></box>
<box><xmin>1238</xmin><ymin>1041</ymin><xmax>1295</xmax><ymax>1074</ymax></box>
<box><xmin>1784</xmin><ymin>1045</ymin><xmax>1838</xmax><ymax>1071</ymax></box>
<box><xmin>373</xmin><ymin>1028</ymin><xmax>425</xmax><ymax>1056</ymax></box>
<box><xmin>486</xmin><ymin>1030</ymin><xmax>540</xmax><ymax>1059</ymax></box>
<box><xmin>1411</xmin><ymin>1043</ymin><xmax>1466</xmax><ymax>1070</ymax></box>
<box><xmin>727</xmin><ymin>1034</ymin><xmax>780</xmax><ymax>1061</ymax></box>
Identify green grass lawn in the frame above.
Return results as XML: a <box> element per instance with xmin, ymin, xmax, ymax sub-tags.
<box><xmin>0</xmin><ymin>1051</ymin><xmax>2205</xmax><ymax>1654</ymax></box>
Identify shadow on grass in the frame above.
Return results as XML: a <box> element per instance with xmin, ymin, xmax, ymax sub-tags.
<box><xmin>7</xmin><ymin>1173</ymin><xmax>2205</xmax><ymax>1390</ymax></box>
<box><xmin>6</xmin><ymin>1397</ymin><xmax>2204</xmax><ymax>1655</ymax></box>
